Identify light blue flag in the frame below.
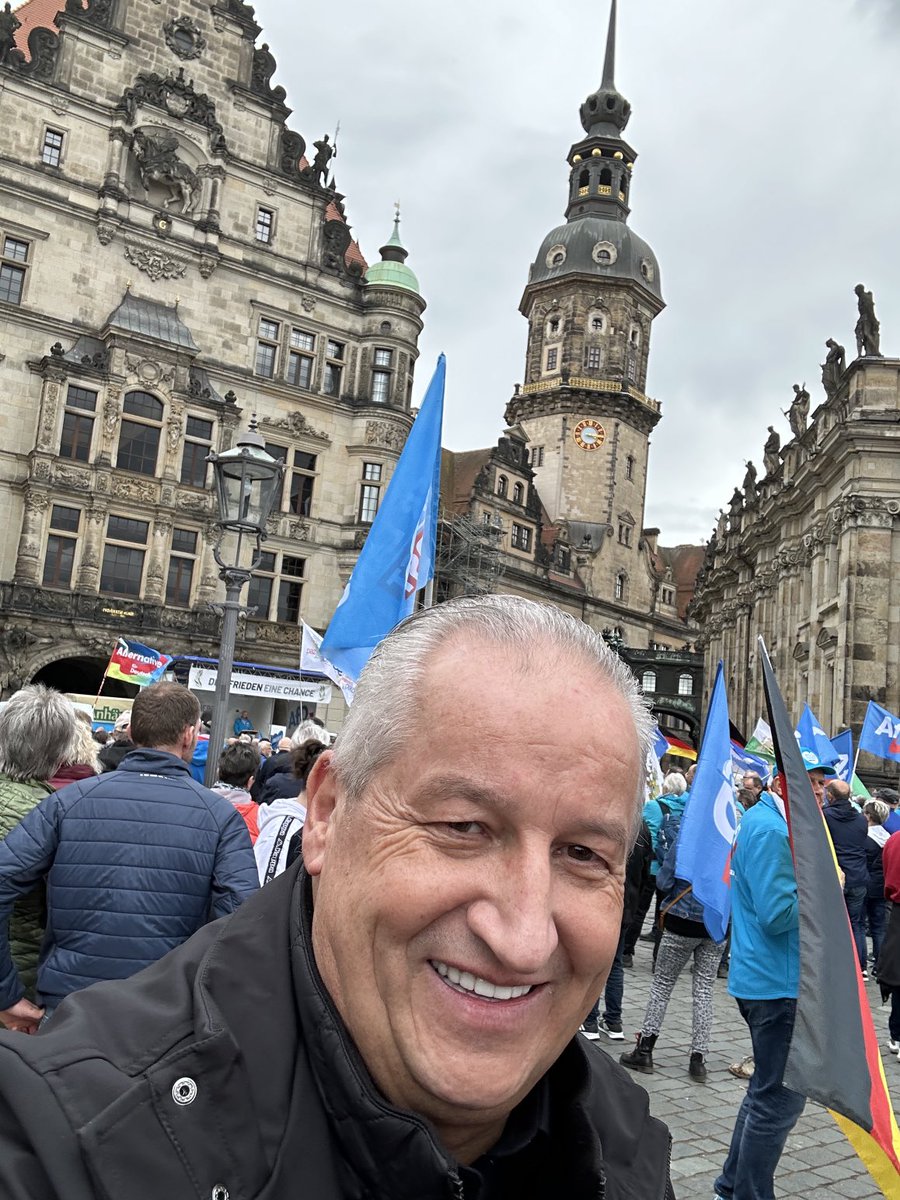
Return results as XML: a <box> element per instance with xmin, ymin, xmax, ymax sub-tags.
<box><xmin>795</xmin><ymin>703</ymin><xmax>839</xmax><ymax>768</ymax></box>
<box><xmin>652</xmin><ymin>724</ymin><xmax>669</xmax><ymax>761</ymax></box>
<box><xmin>320</xmin><ymin>355</ymin><xmax>445</xmax><ymax>681</ymax></box>
<box><xmin>831</xmin><ymin>729</ymin><xmax>853</xmax><ymax>783</ymax></box>
<box><xmin>675</xmin><ymin>662</ymin><xmax>736</xmax><ymax>942</ymax></box>
<box><xmin>731</xmin><ymin>742</ymin><xmax>771</xmax><ymax>781</ymax></box>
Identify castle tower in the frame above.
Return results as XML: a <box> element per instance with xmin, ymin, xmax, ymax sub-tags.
<box><xmin>505</xmin><ymin>0</ymin><xmax>665</xmax><ymax>550</ymax></box>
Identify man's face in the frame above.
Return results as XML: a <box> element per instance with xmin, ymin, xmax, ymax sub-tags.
<box><xmin>303</xmin><ymin>640</ymin><xmax>640</xmax><ymax>1146</ymax></box>
<box><xmin>741</xmin><ymin>773</ymin><xmax>761</xmax><ymax>795</ymax></box>
<box><xmin>808</xmin><ymin>769</ymin><xmax>826</xmax><ymax>808</ymax></box>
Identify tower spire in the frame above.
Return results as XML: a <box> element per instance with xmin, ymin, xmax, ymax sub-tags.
<box><xmin>602</xmin><ymin>0</ymin><xmax>617</xmax><ymax>89</ymax></box>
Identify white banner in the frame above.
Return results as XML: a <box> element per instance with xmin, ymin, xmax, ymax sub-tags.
<box><xmin>188</xmin><ymin>667</ymin><xmax>331</xmax><ymax>704</ymax></box>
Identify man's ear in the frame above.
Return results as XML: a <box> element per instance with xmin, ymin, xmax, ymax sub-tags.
<box><xmin>303</xmin><ymin>749</ymin><xmax>338</xmax><ymax>877</ymax></box>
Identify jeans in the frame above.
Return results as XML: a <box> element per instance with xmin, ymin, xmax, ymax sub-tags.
<box><xmin>588</xmin><ymin>930</ymin><xmax>625</xmax><ymax>1024</ymax></box>
<box><xmin>890</xmin><ymin>991</ymin><xmax>900</xmax><ymax>1045</ymax></box>
<box><xmin>865</xmin><ymin>897</ymin><xmax>887</xmax><ymax>970</ymax></box>
<box><xmin>844</xmin><ymin>885</ymin><xmax>867</xmax><ymax>970</ymax></box>
<box><xmin>714</xmin><ymin>998</ymin><xmax>806</xmax><ymax>1200</ymax></box>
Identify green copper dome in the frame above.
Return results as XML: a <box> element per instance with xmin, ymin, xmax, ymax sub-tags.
<box><xmin>365</xmin><ymin>211</ymin><xmax>421</xmax><ymax>295</ymax></box>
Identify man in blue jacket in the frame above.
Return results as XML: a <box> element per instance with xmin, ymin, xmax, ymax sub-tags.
<box><xmin>714</xmin><ymin>764</ymin><xmax>828</xmax><ymax>1200</ymax></box>
<box><xmin>0</xmin><ymin>682</ymin><xmax>258</xmax><ymax>1033</ymax></box>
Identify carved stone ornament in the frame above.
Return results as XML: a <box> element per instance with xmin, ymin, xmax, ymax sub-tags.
<box><xmin>64</xmin><ymin>0</ymin><xmax>114</xmax><ymax>28</ymax></box>
<box><xmin>30</xmin><ymin>459</ymin><xmax>52</xmax><ymax>482</ymax></box>
<box><xmin>4</xmin><ymin>24</ymin><xmax>60</xmax><ymax>81</ymax></box>
<box><xmin>300</xmin><ymin>294</ymin><xmax>315</xmax><ymax>313</ymax></box>
<box><xmin>262</xmin><ymin>412</ymin><xmax>330</xmax><ymax>442</ymax></box>
<box><xmin>250</xmin><ymin>43</ymin><xmax>286</xmax><ymax>103</ymax></box>
<box><xmin>279</xmin><ymin>127</ymin><xmax>307</xmax><ymax>177</ymax></box>
<box><xmin>322</xmin><ymin>218</ymin><xmax>352</xmax><ymax>274</ymax></box>
<box><xmin>198</xmin><ymin>252</ymin><xmax>219</xmax><ymax>279</ymax></box>
<box><xmin>53</xmin><ymin>465</ymin><xmax>91</xmax><ymax>489</ymax></box>
<box><xmin>151</xmin><ymin>210</ymin><xmax>173</xmax><ymax>238</ymax></box>
<box><xmin>163</xmin><ymin>16</ymin><xmax>206</xmax><ymax>61</ymax></box>
<box><xmin>112</xmin><ymin>476</ymin><xmax>158</xmax><ymax>503</ymax></box>
<box><xmin>365</xmin><ymin>420</ymin><xmax>405</xmax><ymax>453</ymax></box>
<box><xmin>104</xmin><ymin>400</ymin><xmax>121</xmax><ymax>436</ymax></box>
<box><xmin>96</xmin><ymin>220</ymin><xmax>118</xmax><ymax>246</ymax></box>
<box><xmin>176</xmin><ymin>489</ymin><xmax>213</xmax><ymax>513</ymax></box>
<box><xmin>124</xmin><ymin>241</ymin><xmax>187</xmax><ymax>282</ymax></box>
<box><xmin>288</xmin><ymin>520</ymin><xmax>310</xmax><ymax>541</ymax></box>
<box><xmin>118</xmin><ymin>68</ymin><xmax>227</xmax><ymax>156</ymax></box>
<box><xmin>130</xmin><ymin>129</ymin><xmax>200</xmax><ymax>215</ymax></box>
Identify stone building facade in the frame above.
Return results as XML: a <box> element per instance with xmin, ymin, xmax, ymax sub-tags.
<box><xmin>690</xmin><ymin>337</ymin><xmax>900</xmax><ymax>777</ymax></box>
<box><xmin>437</xmin><ymin>4</ymin><xmax>703</xmax><ymax>739</ymax></box>
<box><xmin>0</xmin><ymin>0</ymin><xmax>425</xmax><ymax>725</ymax></box>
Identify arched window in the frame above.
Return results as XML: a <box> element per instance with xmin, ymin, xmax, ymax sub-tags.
<box><xmin>599</xmin><ymin>167</ymin><xmax>612</xmax><ymax>187</ymax></box>
<box><xmin>615</xmin><ymin>572</ymin><xmax>626</xmax><ymax>602</ymax></box>
<box><xmin>620</xmin><ymin>172</ymin><xmax>629</xmax><ymax>199</ymax></box>
<box><xmin>578</xmin><ymin>168</ymin><xmax>590</xmax><ymax>189</ymax></box>
<box><xmin>590</xmin><ymin>313</ymin><xmax>605</xmax><ymax>332</ymax></box>
<box><xmin>678</xmin><ymin>673</ymin><xmax>694</xmax><ymax>697</ymax></box>
<box><xmin>630</xmin><ymin>326</ymin><xmax>641</xmax><ymax>347</ymax></box>
<box><xmin>497</xmin><ymin>474</ymin><xmax>508</xmax><ymax>498</ymax></box>
<box><xmin>641</xmin><ymin>670</ymin><xmax>657</xmax><ymax>693</ymax></box>
<box><xmin>117</xmin><ymin>390</ymin><xmax>163</xmax><ymax>476</ymax></box>
<box><xmin>512</xmin><ymin>482</ymin><xmax>524</xmax><ymax>504</ymax></box>
<box><xmin>625</xmin><ymin>454</ymin><xmax>635</xmax><ymax>480</ymax></box>
<box><xmin>547</xmin><ymin>317</ymin><xmax>560</xmax><ymax>336</ymax></box>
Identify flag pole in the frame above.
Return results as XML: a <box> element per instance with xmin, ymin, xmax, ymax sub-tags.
<box><xmin>850</xmin><ymin>745</ymin><xmax>861</xmax><ymax>782</ymax></box>
<box><xmin>423</xmin><ymin>578</ymin><xmax>435</xmax><ymax>609</ymax></box>
<box><xmin>92</xmin><ymin>640</ymin><xmax>117</xmax><ymax>709</ymax></box>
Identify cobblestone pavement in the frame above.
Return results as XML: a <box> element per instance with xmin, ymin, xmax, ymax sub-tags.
<box><xmin>587</xmin><ymin>938</ymin><xmax>900</xmax><ymax>1199</ymax></box>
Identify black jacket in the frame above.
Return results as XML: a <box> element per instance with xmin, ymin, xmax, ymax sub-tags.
<box><xmin>823</xmin><ymin>800</ymin><xmax>869</xmax><ymax>891</ymax></box>
<box><xmin>623</xmin><ymin>819</ymin><xmax>652</xmax><ymax>933</ymax></box>
<box><xmin>0</xmin><ymin>864</ymin><xmax>674</xmax><ymax>1200</ymax></box>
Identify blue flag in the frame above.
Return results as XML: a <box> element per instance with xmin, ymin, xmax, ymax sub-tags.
<box><xmin>321</xmin><ymin>355</ymin><xmax>445</xmax><ymax>681</ymax></box>
<box><xmin>652</xmin><ymin>724</ymin><xmax>669</xmax><ymax>761</ymax></box>
<box><xmin>795</xmin><ymin>703</ymin><xmax>839</xmax><ymax>768</ymax></box>
<box><xmin>831</xmin><ymin>729</ymin><xmax>853</xmax><ymax>783</ymax></box>
<box><xmin>731</xmin><ymin>741</ymin><xmax>772</xmax><ymax>781</ymax></box>
<box><xmin>859</xmin><ymin>700</ymin><xmax>900</xmax><ymax>764</ymax></box>
<box><xmin>675</xmin><ymin>662</ymin><xmax>736</xmax><ymax>942</ymax></box>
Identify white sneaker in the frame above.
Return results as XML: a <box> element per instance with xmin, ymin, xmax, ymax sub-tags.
<box><xmin>598</xmin><ymin>1017</ymin><xmax>625</xmax><ymax>1040</ymax></box>
<box><xmin>888</xmin><ymin>1039</ymin><xmax>899</xmax><ymax>1053</ymax></box>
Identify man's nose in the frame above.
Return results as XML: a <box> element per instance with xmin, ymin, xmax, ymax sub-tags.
<box><xmin>465</xmin><ymin>848</ymin><xmax>559</xmax><ymax>975</ymax></box>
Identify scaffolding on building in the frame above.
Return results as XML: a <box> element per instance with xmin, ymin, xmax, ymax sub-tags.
<box><xmin>434</xmin><ymin>510</ymin><xmax>506</xmax><ymax>600</ymax></box>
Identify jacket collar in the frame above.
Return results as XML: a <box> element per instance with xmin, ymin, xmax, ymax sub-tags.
<box><xmin>117</xmin><ymin>748</ymin><xmax>193</xmax><ymax>776</ymax></box>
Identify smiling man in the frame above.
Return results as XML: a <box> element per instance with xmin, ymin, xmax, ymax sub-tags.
<box><xmin>0</xmin><ymin>596</ymin><xmax>675</xmax><ymax>1200</ymax></box>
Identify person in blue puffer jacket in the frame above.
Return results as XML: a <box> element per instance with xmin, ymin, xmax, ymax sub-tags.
<box><xmin>0</xmin><ymin>682</ymin><xmax>258</xmax><ymax>1032</ymax></box>
<box><xmin>620</xmin><ymin>796</ymin><xmax>725</xmax><ymax>1082</ymax></box>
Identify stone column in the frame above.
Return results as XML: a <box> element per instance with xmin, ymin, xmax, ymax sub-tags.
<box><xmin>13</xmin><ymin>490</ymin><xmax>49</xmax><ymax>584</ymax></box>
<box><xmin>195</xmin><ymin>519</ymin><xmax>221</xmax><ymax>604</ymax></box>
<box><xmin>35</xmin><ymin>373</ymin><xmax>66</xmax><ymax>453</ymax></box>
<box><xmin>163</xmin><ymin>401</ymin><xmax>185</xmax><ymax>481</ymax></box>
<box><xmin>75</xmin><ymin>505</ymin><xmax>108</xmax><ymax>593</ymax></box>
<box><xmin>97</xmin><ymin>385</ymin><xmax>122</xmax><ymax>467</ymax></box>
<box><xmin>144</xmin><ymin>518</ymin><xmax>172</xmax><ymax>604</ymax></box>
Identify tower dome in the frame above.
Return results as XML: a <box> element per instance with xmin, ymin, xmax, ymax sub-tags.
<box><xmin>364</xmin><ymin>209</ymin><xmax>421</xmax><ymax>295</ymax></box>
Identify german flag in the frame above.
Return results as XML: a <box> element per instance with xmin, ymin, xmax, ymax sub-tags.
<box><xmin>663</xmin><ymin>734</ymin><xmax>697</xmax><ymax>762</ymax></box>
<box><xmin>760</xmin><ymin>641</ymin><xmax>900</xmax><ymax>1194</ymax></box>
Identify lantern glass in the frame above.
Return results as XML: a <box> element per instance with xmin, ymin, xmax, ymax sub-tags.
<box><xmin>212</xmin><ymin>441</ymin><xmax>283</xmax><ymax>534</ymax></box>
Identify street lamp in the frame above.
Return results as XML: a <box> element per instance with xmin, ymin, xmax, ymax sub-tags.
<box><xmin>203</xmin><ymin>419</ymin><xmax>284</xmax><ymax>786</ymax></box>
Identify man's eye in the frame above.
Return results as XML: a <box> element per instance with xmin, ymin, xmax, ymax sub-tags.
<box><xmin>444</xmin><ymin>821</ymin><xmax>483</xmax><ymax>836</ymax></box>
<box><xmin>565</xmin><ymin>844</ymin><xmax>601</xmax><ymax>864</ymax></box>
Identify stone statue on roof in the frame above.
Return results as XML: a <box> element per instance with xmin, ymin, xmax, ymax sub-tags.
<box><xmin>0</xmin><ymin>3</ymin><xmax>21</xmax><ymax>64</ymax></box>
<box><xmin>821</xmin><ymin>338</ymin><xmax>846</xmax><ymax>400</ymax></box>
<box><xmin>855</xmin><ymin>284</ymin><xmax>882</xmax><ymax>358</ymax></box>
<box><xmin>742</xmin><ymin>460</ymin><xmax>757</xmax><ymax>496</ymax></box>
<box><xmin>310</xmin><ymin>135</ymin><xmax>333</xmax><ymax>185</ymax></box>
<box><xmin>784</xmin><ymin>383</ymin><xmax>810</xmax><ymax>439</ymax></box>
<box><xmin>763</xmin><ymin>425</ymin><xmax>781</xmax><ymax>476</ymax></box>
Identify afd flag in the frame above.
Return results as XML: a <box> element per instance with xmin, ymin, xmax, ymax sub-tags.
<box><xmin>321</xmin><ymin>355</ymin><xmax>445</xmax><ymax>681</ymax></box>
<box><xmin>675</xmin><ymin>661</ymin><xmax>737</xmax><ymax>942</ymax></box>
<box><xmin>105</xmin><ymin>638</ymin><xmax>172</xmax><ymax>687</ymax></box>
<box><xmin>796</xmin><ymin>703</ymin><xmax>839</xmax><ymax>768</ymax></box>
<box><xmin>731</xmin><ymin>742</ymin><xmax>771</xmax><ymax>781</ymax></box>
<box><xmin>859</xmin><ymin>701</ymin><xmax>900</xmax><ymax>764</ymax></box>
<box><xmin>652</xmin><ymin>724</ymin><xmax>669</xmax><ymax>760</ymax></box>
<box><xmin>831</xmin><ymin>730</ymin><xmax>853</xmax><ymax>783</ymax></box>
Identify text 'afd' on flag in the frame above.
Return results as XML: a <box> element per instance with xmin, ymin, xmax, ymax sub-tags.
<box><xmin>320</xmin><ymin>355</ymin><xmax>445</xmax><ymax>682</ymax></box>
<box><xmin>759</xmin><ymin>640</ymin><xmax>900</xmax><ymax>1194</ymax></box>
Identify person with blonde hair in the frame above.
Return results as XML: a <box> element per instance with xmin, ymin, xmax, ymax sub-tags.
<box><xmin>48</xmin><ymin>712</ymin><xmax>100</xmax><ymax>790</ymax></box>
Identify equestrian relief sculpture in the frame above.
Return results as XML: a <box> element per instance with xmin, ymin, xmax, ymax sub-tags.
<box><xmin>131</xmin><ymin>128</ymin><xmax>200</xmax><ymax>214</ymax></box>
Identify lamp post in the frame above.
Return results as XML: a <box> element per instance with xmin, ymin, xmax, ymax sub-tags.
<box><xmin>203</xmin><ymin>420</ymin><xmax>284</xmax><ymax>786</ymax></box>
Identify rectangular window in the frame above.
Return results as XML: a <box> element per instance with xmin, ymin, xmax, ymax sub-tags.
<box><xmin>290</xmin><ymin>328</ymin><xmax>315</xmax><ymax>352</ymax></box>
<box><xmin>255</xmin><ymin>341</ymin><xmax>277</xmax><ymax>378</ymax></box>
<box><xmin>247</xmin><ymin>551</ymin><xmax>276</xmax><ymax>620</ymax></box>
<box><xmin>0</xmin><ymin>263</ymin><xmax>24</xmax><ymax>305</ymax></box>
<box><xmin>263</xmin><ymin>443</ymin><xmax>287</xmax><ymax>510</ymax></box>
<box><xmin>180</xmin><ymin>415</ymin><xmax>213</xmax><ymax>488</ymax></box>
<box><xmin>100</xmin><ymin>516</ymin><xmax>148</xmax><ymax>598</ymax></box>
<box><xmin>362</xmin><ymin>462</ymin><xmax>382</xmax><ymax>482</ymax></box>
<box><xmin>374</xmin><ymin>348</ymin><xmax>393</xmax><ymax>367</ymax></box>
<box><xmin>358</xmin><ymin>484</ymin><xmax>380</xmax><ymax>523</ymax></box>
<box><xmin>59</xmin><ymin>385</ymin><xmax>97</xmax><ymax>462</ymax></box>
<box><xmin>545</xmin><ymin>348</ymin><xmax>558</xmax><ymax>371</ymax></box>
<box><xmin>41</xmin><ymin>128</ymin><xmax>64</xmax><ymax>167</ymax></box>
<box><xmin>287</xmin><ymin>351</ymin><xmax>314</xmax><ymax>389</ymax></box>
<box><xmin>3</xmin><ymin>237</ymin><xmax>28</xmax><ymax>263</ymax></box>
<box><xmin>530</xmin><ymin>445</ymin><xmax>544</xmax><ymax>468</ymax></box>
<box><xmin>626</xmin><ymin>353</ymin><xmax>637</xmax><ymax>382</ymax></box>
<box><xmin>555</xmin><ymin>545</ymin><xmax>571</xmax><ymax>573</ymax></box>
<box><xmin>255</xmin><ymin>207</ymin><xmax>274</xmax><ymax>244</ymax></box>
<box><xmin>511</xmin><ymin>523</ymin><xmax>532</xmax><ymax>552</ymax></box>
<box><xmin>585</xmin><ymin>346</ymin><xmax>602</xmax><ymax>370</ymax></box>
<box><xmin>322</xmin><ymin>362</ymin><xmax>342</xmax><ymax>395</ymax></box>
<box><xmin>289</xmin><ymin>450</ymin><xmax>316</xmax><ymax>517</ymax></box>
<box><xmin>117</xmin><ymin>420</ymin><xmax>160</xmax><ymax>475</ymax></box>
<box><xmin>618</xmin><ymin>523</ymin><xmax>632</xmax><ymax>547</ymax></box>
<box><xmin>276</xmin><ymin>555</ymin><xmax>305</xmax><ymax>623</ymax></box>
<box><xmin>42</xmin><ymin>504</ymin><xmax>81</xmax><ymax>589</ymax></box>
<box><xmin>166</xmin><ymin>528</ymin><xmax>198</xmax><ymax>607</ymax></box>
<box><xmin>326</xmin><ymin>340</ymin><xmax>344</xmax><ymax>360</ymax></box>
<box><xmin>371</xmin><ymin>370</ymin><xmax>390</xmax><ymax>404</ymax></box>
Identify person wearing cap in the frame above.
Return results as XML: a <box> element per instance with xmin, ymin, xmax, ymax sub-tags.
<box><xmin>873</xmin><ymin>787</ymin><xmax>900</xmax><ymax>835</ymax></box>
<box><xmin>97</xmin><ymin>711</ymin><xmax>134</xmax><ymax>772</ymax></box>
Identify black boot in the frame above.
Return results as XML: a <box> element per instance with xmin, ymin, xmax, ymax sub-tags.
<box><xmin>620</xmin><ymin>1033</ymin><xmax>656</xmax><ymax>1074</ymax></box>
<box><xmin>689</xmin><ymin>1051</ymin><xmax>707</xmax><ymax>1081</ymax></box>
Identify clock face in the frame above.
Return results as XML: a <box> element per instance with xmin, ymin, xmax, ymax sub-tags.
<box><xmin>573</xmin><ymin>419</ymin><xmax>606</xmax><ymax>451</ymax></box>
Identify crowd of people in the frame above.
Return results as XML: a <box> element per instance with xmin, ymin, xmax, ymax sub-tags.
<box><xmin>0</xmin><ymin>606</ymin><xmax>895</xmax><ymax>1200</ymax></box>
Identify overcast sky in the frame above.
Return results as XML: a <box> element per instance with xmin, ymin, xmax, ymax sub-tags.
<box><xmin>256</xmin><ymin>0</ymin><xmax>900</xmax><ymax>544</ymax></box>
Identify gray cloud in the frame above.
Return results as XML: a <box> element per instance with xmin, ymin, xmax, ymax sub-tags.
<box><xmin>256</xmin><ymin>0</ymin><xmax>900</xmax><ymax>543</ymax></box>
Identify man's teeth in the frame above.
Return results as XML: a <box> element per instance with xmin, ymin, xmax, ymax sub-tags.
<box><xmin>432</xmin><ymin>961</ymin><xmax>533</xmax><ymax>1000</ymax></box>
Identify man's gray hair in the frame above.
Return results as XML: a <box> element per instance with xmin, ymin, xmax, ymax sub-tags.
<box><xmin>330</xmin><ymin>594</ymin><xmax>654</xmax><ymax>834</ymax></box>
<box><xmin>0</xmin><ymin>684</ymin><xmax>78</xmax><ymax>782</ymax></box>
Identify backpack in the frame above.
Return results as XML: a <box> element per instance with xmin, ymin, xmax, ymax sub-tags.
<box><xmin>655</xmin><ymin>799</ymin><xmax>682</xmax><ymax>868</ymax></box>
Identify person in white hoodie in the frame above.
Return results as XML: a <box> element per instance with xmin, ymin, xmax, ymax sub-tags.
<box><xmin>254</xmin><ymin>737</ymin><xmax>328</xmax><ymax>884</ymax></box>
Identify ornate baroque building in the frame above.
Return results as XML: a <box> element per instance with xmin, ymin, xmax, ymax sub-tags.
<box><xmin>0</xmin><ymin>0</ymin><xmax>425</xmax><ymax>724</ymax></box>
<box><xmin>438</xmin><ymin>1</ymin><xmax>704</xmax><ymax>739</ymax></box>
<box><xmin>690</xmin><ymin>320</ymin><xmax>900</xmax><ymax>777</ymax></box>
